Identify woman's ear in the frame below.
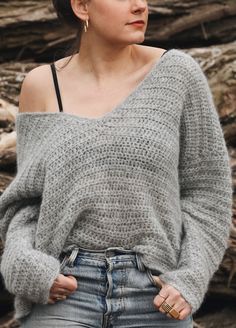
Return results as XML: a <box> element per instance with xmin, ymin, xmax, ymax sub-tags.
<box><xmin>70</xmin><ymin>0</ymin><xmax>89</xmax><ymax>21</ymax></box>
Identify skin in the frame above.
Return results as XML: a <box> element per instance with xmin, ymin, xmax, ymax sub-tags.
<box><xmin>19</xmin><ymin>0</ymin><xmax>192</xmax><ymax>320</ymax></box>
<box><xmin>71</xmin><ymin>0</ymin><xmax>149</xmax><ymax>78</ymax></box>
<box><xmin>48</xmin><ymin>274</ymin><xmax>78</xmax><ymax>304</ymax></box>
<box><xmin>46</xmin><ymin>0</ymin><xmax>161</xmax><ymax>120</ymax></box>
<box><xmin>152</xmin><ymin>277</ymin><xmax>192</xmax><ymax>320</ymax></box>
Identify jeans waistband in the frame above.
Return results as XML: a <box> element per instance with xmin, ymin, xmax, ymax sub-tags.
<box><xmin>59</xmin><ymin>246</ymin><xmax>146</xmax><ymax>272</ymax></box>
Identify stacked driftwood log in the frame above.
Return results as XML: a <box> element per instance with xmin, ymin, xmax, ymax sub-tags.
<box><xmin>0</xmin><ymin>1</ymin><xmax>236</xmax><ymax>327</ymax></box>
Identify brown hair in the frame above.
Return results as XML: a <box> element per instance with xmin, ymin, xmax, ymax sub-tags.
<box><xmin>52</xmin><ymin>0</ymin><xmax>85</xmax><ymax>68</ymax></box>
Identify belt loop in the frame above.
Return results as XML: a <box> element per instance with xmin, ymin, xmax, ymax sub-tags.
<box><xmin>60</xmin><ymin>255</ymin><xmax>68</xmax><ymax>271</ymax></box>
<box><xmin>67</xmin><ymin>248</ymin><xmax>79</xmax><ymax>267</ymax></box>
<box><xmin>60</xmin><ymin>247</ymin><xmax>79</xmax><ymax>270</ymax></box>
<box><xmin>135</xmin><ymin>253</ymin><xmax>145</xmax><ymax>272</ymax></box>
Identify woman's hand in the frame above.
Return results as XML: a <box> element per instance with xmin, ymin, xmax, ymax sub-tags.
<box><xmin>152</xmin><ymin>276</ymin><xmax>192</xmax><ymax>320</ymax></box>
<box><xmin>48</xmin><ymin>274</ymin><xmax>78</xmax><ymax>304</ymax></box>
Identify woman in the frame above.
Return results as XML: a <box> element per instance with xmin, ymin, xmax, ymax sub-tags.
<box><xmin>0</xmin><ymin>0</ymin><xmax>232</xmax><ymax>327</ymax></box>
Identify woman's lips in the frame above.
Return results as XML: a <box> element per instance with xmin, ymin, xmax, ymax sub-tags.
<box><xmin>128</xmin><ymin>21</ymin><xmax>145</xmax><ymax>27</ymax></box>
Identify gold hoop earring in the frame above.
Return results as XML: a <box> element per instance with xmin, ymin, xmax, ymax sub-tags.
<box><xmin>84</xmin><ymin>19</ymin><xmax>89</xmax><ymax>33</ymax></box>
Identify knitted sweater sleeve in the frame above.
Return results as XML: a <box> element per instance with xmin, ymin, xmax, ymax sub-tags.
<box><xmin>158</xmin><ymin>54</ymin><xmax>233</xmax><ymax>314</ymax></box>
<box><xmin>0</xmin><ymin>204</ymin><xmax>60</xmax><ymax>303</ymax></box>
<box><xmin>0</xmin><ymin>118</ymin><xmax>61</xmax><ymax>304</ymax></box>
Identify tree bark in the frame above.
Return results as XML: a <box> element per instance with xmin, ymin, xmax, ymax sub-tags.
<box><xmin>147</xmin><ymin>0</ymin><xmax>236</xmax><ymax>44</ymax></box>
<box><xmin>0</xmin><ymin>1</ymin><xmax>236</xmax><ymax>63</ymax></box>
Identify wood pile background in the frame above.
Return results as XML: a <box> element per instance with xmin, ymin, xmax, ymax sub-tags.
<box><xmin>0</xmin><ymin>1</ymin><xmax>236</xmax><ymax>327</ymax></box>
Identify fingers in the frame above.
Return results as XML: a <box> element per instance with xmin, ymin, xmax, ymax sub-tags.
<box><xmin>48</xmin><ymin>274</ymin><xmax>78</xmax><ymax>304</ymax></box>
<box><xmin>161</xmin><ymin>294</ymin><xmax>188</xmax><ymax>320</ymax></box>
<box><xmin>53</xmin><ymin>295</ymin><xmax>67</xmax><ymax>301</ymax></box>
<box><xmin>49</xmin><ymin>286</ymin><xmax>74</xmax><ymax>303</ymax></box>
<box><xmin>152</xmin><ymin>275</ymin><xmax>163</xmax><ymax>288</ymax></box>
<box><xmin>47</xmin><ymin>294</ymin><xmax>67</xmax><ymax>304</ymax></box>
<box><xmin>50</xmin><ymin>274</ymin><xmax>78</xmax><ymax>293</ymax></box>
<box><xmin>67</xmin><ymin>275</ymin><xmax>77</xmax><ymax>282</ymax></box>
<box><xmin>152</xmin><ymin>279</ymin><xmax>192</xmax><ymax>320</ymax></box>
<box><xmin>50</xmin><ymin>288</ymin><xmax>72</xmax><ymax>298</ymax></box>
<box><xmin>48</xmin><ymin>297</ymin><xmax>55</xmax><ymax>304</ymax></box>
<box><xmin>50</xmin><ymin>285</ymin><xmax>74</xmax><ymax>295</ymax></box>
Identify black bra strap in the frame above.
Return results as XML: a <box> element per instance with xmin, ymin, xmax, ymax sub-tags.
<box><xmin>161</xmin><ymin>49</ymin><xmax>170</xmax><ymax>57</ymax></box>
<box><xmin>50</xmin><ymin>50</ymin><xmax>169</xmax><ymax>113</ymax></box>
<box><xmin>50</xmin><ymin>63</ymin><xmax>63</xmax><ymax>112</ymax></box>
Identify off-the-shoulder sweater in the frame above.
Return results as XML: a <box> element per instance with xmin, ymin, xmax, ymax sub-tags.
<box><xmin>0</xmin><ymin>48</ymin><xmax>233</xmax><ymax>320</ymax></box>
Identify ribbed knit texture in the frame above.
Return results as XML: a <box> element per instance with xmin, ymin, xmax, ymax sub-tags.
<box><xmin>0</xmin><ymin>48</ymin><xmax>233</xmax><ymax>320</ymax></box>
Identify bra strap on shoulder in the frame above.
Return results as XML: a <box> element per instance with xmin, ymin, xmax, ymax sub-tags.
<box><xmin>50</xmin><ymin>63</ymin><xmax>64</xmax><ymax>112</ymax></box>
<box><xmin>161</xmin><ymin>49</ymin><xmax>170</xmax><ymax>58</ymax></box>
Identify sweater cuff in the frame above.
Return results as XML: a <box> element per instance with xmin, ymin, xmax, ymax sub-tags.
<box><xmin>1</xmin><ymin>248</ymin><xmax>61</xmax><ymax>304</ymax></box>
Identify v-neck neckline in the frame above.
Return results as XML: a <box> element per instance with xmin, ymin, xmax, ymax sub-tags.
<box><xmin>17</xmin><ymin>49</ymin><xmax>174</xmax><ymax>124</ymax></box>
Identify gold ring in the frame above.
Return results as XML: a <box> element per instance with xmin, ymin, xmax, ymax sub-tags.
<box><xmin>160</xmin><ymin>300</ymin><xmax>180</xmax><ymax>319</ymax></box>
<box><xmin>56</xmin><ymin>296</ymin><xmax>63</xmax><ymax>301</ymax></box>
<box><xmin>160</xmin><ymin>301</ymin><xmax>173</xmax><ymax>313</ymax></box>
<box><xmin>168</xmin><ymin>307</ymin><xmax>180</xmax><ymax>319</ymax></box>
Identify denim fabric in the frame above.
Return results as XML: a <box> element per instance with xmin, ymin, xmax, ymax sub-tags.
<box><xmin>19</xmin><ymin>246</ymin><xmax>193</xmax><ymax>327</ymax></box>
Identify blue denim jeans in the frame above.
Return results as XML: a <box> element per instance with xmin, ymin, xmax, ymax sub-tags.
<box><xmin>20</xmin><ymin>246</ymin><xmax>193</xmax><ymax>327</ymax></box>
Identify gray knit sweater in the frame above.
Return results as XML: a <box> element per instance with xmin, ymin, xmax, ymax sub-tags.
<box><xmin>0</xmin><ymin>49</ymin><xmax>233</xmax><ymax>321</ymax></box>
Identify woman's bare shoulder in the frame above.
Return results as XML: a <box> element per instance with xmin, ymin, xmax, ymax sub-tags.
<box><xmin>18</xmin><ymin>54</ymin><xmax>73</xmax><ymax>114</ymax></box>
<box><xmin>18</xmin><ymin>64</ymin><xmax>52</xmax><ymax>113</ymax></box>
<box><xmin>134</xmin><ymin>45</ymin><xmax>167</xmax><ymax>65</ymax></box>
